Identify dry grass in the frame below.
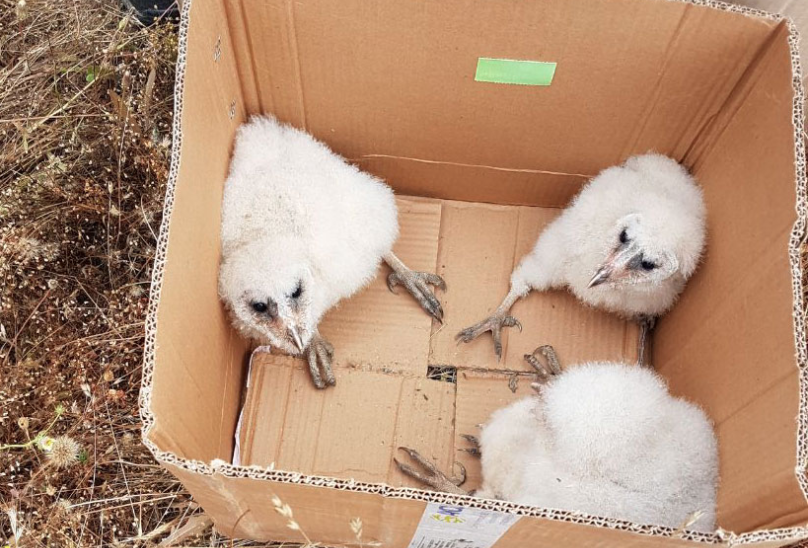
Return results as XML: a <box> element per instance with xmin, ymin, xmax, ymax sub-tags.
<box><xmin>3</xmin><ymin>1</ymin><xmax>808</xmax><ymax>547</ymax></box>
<box><xmin>0</xmin><ymin>1</ymin><xmax>290</xmax><ymax>546</ymax></box>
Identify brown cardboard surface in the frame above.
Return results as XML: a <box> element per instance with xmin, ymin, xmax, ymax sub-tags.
<box><xmin>170</xmin><ymin>459</ymin><xmax>761</xmax><ymax>548</ymax></box>
<box><xmin>144</xmin><ymin>0</ymin><xmax>808</xmax><ymax>544</ymax></box>
<box><xmin>317</xmin><ymin>197</ymin><xmax>440</xmax><ymax>374</ymax></box>
<box><xmin>240</xmin><ymin>356</ymin><xmax>403</xmax><ymax>482</ymax></box>
<box><xmin>352</xmin><ymin>156</ymin><xmax>594</xmax><ymax>207</ymax></box>
<box><xmin>146</xmin><ymin>0</ymin><xmax>248</xmax><ymax>463</ymax></box>
<box><xmin>732</xmin><ymin>0</ymin><xmax>808</xmax><ymax>69</ymax></box>
<box><xmin>656</xmin><ymin>21</ymin><xmax>802</xmax><ymax>531</ymax></box>
<box><xmin>388</xmin><ymin>377</ymin><xmax>456</xmax><ymax>488</ymax></box>
<box><xmin>716</xmin><ymin>373</ymin><xmax>805</xmax><ymax>531</ymax></box>
<box><xmin>454</xmin><ymin>371</ymin><xmax>539</xmax><ymax>491</ymax></box>
<box><xmin>236</xmin><ymin>0</ymin><xmax>774</xmax><ymax>199</ymax></box>
<box><xmin>429</xmin><ymin>201</ymin><xmax>521</xmax><ymax>369</ymax></box>
<box><xmin>240</xmin><ymin>354</ymin><xmax>457</xmax><ymax>487</ymax></box>
<box><xmin>430</xmin><ymin>201</ymin><xmax>638</xmax><ymax>370</ymax></box>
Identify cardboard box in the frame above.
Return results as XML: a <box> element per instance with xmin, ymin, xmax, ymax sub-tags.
<box><xmin>732</xmin><ymin>0</ymin><xmax>808</xmax><ymax>68</ymax></box>
<box><xmin>140</xmin><ymin>0</ymin><xmax>808</xmax><ymax>545</ymax></box>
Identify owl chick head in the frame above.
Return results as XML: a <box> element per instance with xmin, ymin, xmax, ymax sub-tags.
<box><xmin>587</xmin><ymin>154</ymin><xmax>706</xmax><ymax>292</ymax></box>
<box><xmin>219</xmin><ymin>241</ymin><xmax>316</xmax><ymax>355</ymax></box>
<box><xmin>588</xmin><ymin>212</ymin><xmax>701</xmax><ymax>290</ymax></box>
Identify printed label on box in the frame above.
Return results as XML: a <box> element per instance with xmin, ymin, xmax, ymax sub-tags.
<box><xmin>407</xmin><ymin>502</ymin><xmax>520</xmax><ymax>548</ymax></box>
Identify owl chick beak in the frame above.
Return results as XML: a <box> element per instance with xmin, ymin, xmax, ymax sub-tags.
<box><xmin>588</xmin><ymin>244</ymin><xmax>639</xmax><ymax>288</ymax></box>
<box><xmin>287</xmin><ymin>325</ymin><xmax>305</xmax><ymax>352</ymax></box>
<box><xmin>588</xmin><ymin>266</ymin><xmax>612</xmax><ymax>288</ymax></box>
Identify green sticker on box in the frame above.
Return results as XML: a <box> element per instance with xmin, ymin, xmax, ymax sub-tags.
<box><xmin>475</xmin><ymin>58</ymin><xmax>556</xmax><ymax>86</ymax></box>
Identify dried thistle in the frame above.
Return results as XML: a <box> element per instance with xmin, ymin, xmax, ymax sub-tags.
<box><xmin>45</xmin><ymin>436</ymin><xmax>81</xmax><ymax>468</ymax></box>
<box><xmin>36</xmin><ymin>435</ymin><xmax>55</xmax><ymax>452</ymax></box>
<box><xmin>0</xmin><ymin>0</ymin><xmax>184</xmax><ymax>545</ymax></box>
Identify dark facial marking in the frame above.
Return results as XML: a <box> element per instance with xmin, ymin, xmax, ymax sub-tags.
<box><xmin>291</xmin><ymin>281</ymin><xmax>303</xmax><ymax>300</ymax></box>
<box><xmin>627</xmin><ymin>254</ymin><xmax>657</xmax><ymax>272</ymax></box>
<box><xmin>250</xmin><ymin>299</ymin><xmax>278</xmax><ymax>318</ymax></box>
<box><xmin>619</xmin><ymin>229</ymin><xmax>629</xmax><ymax>245</ymax></box>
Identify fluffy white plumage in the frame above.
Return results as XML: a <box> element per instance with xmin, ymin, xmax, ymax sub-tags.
<box><xmin>219</xmin><ymin>115</ymin><xmax>444</xmax><ymax>388</ymax></box>
<box><xmin>457</xmin><ymin>153</ymin><xmax>707</xmax><ymax>361</ymax></box>
<box><xmin>476</xmin><ymin>362</ymin><xmax>718</xmax><ymax>531</ymax></box>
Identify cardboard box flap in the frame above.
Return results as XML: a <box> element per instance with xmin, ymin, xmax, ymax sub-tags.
<box><xmin>656</xmin><ymin>20</ymin><xmax>804</xmax><ymax>531</ymax></box>
<box><xmin>317</xmin><ymin>197</ymin><xmax>441</xmax><ymax>375</ymax></box>
<box><xmin>146</xmin><ymin>0</ymin><xmax>248</xmax><ymax>462</ymax></box>
<box><xmin>225</xmin><ymin>0</ymin><xmax>776</xmax><ymax>207</ymax></box>
<box><xmin>238</xmin><ymin>353</ymin><xmax>457</xmax><ymax>488</ymax></box>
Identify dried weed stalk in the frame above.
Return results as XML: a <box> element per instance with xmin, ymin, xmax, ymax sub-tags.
<box><xmin>0</xmin><ymin>1</ymin><xmax>198</xmax><ymax>546</ymax></box>
<box><xmin>0</xmin><ymin>2</ymin><xmax>374</xmax><ymax>546</ymax></box>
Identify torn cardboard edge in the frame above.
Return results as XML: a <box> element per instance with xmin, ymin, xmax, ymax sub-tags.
<box><xmin>231</xmin><ymin>353</ymin><xmax>254</xmax><ymax>467</ymax></box>
<box><xmin>137</xmin><ymin>0</ymin><xmax>808</xmax><ymax>544</ymax></box>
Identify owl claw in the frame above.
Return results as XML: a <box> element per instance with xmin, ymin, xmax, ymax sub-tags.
<box><xmin>456</xmin><ymin>313</ymin><xmax>522</xmax><ymax>362</ymax></box>
<box><xmin>460</xmin><ymin>434</ymin><xmax>481</xmax><ymax>457</ymax></box>
<box><xmin>387</xmin><ymin>270</ymin><xmax>446</xmax><ymax>323</ymax></box>
<box><xmin>525</xmin><ymin>345</ymin><xmax>562</xmax><ymax>389</ymax></box>
<box><xmin>394</xmin><ymin>447</ymin><xmax>469</xmax><ymax>494</ymax></box>
<box><xmin>305</xmin><ymin>334</ymin><xmax>336</xmax><ymax>389</ymax></box>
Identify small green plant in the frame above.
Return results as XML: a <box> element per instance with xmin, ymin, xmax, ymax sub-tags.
<box><xmin>0</xmin><ymin>404</ymin><xmax>65</xmax><ymax>452</ymax></box>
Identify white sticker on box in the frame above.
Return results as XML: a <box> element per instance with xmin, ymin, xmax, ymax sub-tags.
<box><xmin>407</xmin><ymin>503</ymin><xmax>520</xmax><ymax>548</ymax></box>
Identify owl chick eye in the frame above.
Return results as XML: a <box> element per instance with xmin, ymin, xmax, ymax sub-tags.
<box><xmin>291</xmin><ymin>282</ymin><xmax>303</xmax><ymax>300</ymax></box>
<box><xmin>640</xmin><ymin>260</ymin><xmax>657</xmax><ymax>271</ymax></box>
<box><xmin>251</xmin><ymin>301</ymin><xmax>268</xmax><ymax>313</ymax></box>
<box><xmin>619</xmin><ymin>229</ymin><xmax>629</xmax><ymax>244</ymax></box>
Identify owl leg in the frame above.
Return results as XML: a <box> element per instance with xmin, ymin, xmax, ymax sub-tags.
<box><xmin>637</xmin><ymin>315</ymin><xmax>657</xmax><ymax>367</ymax></box>
<box><xmin>304</xmin><ymin>333</ymin><xmax>336</xmax><ymax>389</ymax></box>
<box><xmin>394</xmin><ymin>447</ymin><xmax>469</xmax><ymax>495</ymax></box>
<box><xmin>524</xmin><ymin>344</ymin><xmax>562</xmax><ymax>392</ymax></box>
<box><xmin>455</xmin><ymin>287</ymin><xmax>524</xmax><ymax>362</ymax></box>
<box><xmin>383</xmin><ymin>252</ymin><xmax>446</xmax><ymax>323</ymax></box>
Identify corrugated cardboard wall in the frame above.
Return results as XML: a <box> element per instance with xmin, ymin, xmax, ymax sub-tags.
<box><xmin>148</xmin><ymin>0</ymin><xmax>249</xmax><ymax>461</ymax></box>
<box><xmin>225</xmin><ymin>0</ymin><xmax>774</xmax><ymax>206</ymax></box>
<box><xmin>221</xmin><ymin>0</ymin><xmax>801</xmax><ymax>531</ymax></box>
<box><xmin>151</xmin><ymin>0</ymin><xmax>808</xmax><ymax>538</ymax></box>
<box><xmin>659</xmin><ymin>23</ymin><xmax>805</xmax><ymax>531</ymax></box>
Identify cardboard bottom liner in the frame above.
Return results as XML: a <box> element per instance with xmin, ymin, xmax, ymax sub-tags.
<box><xmin>234</xmin><ymin>195</ymin><xmax>641</xmax><ymax>491</ymax></box>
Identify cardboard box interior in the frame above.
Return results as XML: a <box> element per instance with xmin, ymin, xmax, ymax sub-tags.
<box><xmin>143</xmin><ymin>0</ymin><xmax>808</xmax><ymax>544</ymax></box>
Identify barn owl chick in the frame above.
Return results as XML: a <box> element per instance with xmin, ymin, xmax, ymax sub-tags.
<box><xmin>397</xmin><ymin>348</ymin><xmax>718</xmax><ymax>532</ymax></box>
<box><xmin>457</xmin><ymin>153</ymin><xmax>706</xmax><ymax>364</ymax></box>
<box><xmin>219</xmin><ymin>115</ymin><xmax>445</xmax><ymax>388</ymax></box>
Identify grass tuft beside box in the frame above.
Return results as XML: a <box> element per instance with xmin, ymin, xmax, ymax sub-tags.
<box><xmin>140</xmin><ymin>0</ymin><xmax>808</xmax><ymax>545</ymax></box>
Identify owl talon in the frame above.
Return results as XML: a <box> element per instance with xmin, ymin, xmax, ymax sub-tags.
<box><xmin>305</xmin><ymin>334</ymin><xmax>336</xmax><ymax>388</ymax></box>
<box><xmin>387</xmin><ymin>269</ymin><xmax>446</xmax><ymax>323</ymax></box>
<box><xmin>525</xmin><ymin>345</ymin><xmax>562</xmax><ymax>387</ymax></box>
<box><xmin>395</xmin><ymin>447</ymin><xmax>469</xmax><ymax>495</ymax></box>
<box><xmin>456</xmin><ymin>313</ymin><xmax>522</xmax><ymax>362</ymax></box>
<box><xmin>460</xmin><ymin>434</ymin><xmax>481</xmax><ymax>457</ymax></box>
